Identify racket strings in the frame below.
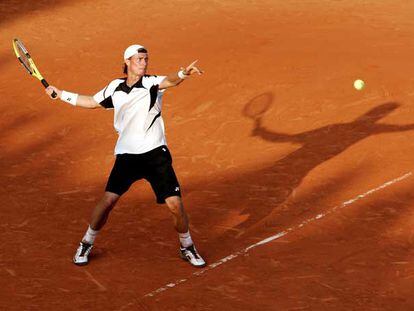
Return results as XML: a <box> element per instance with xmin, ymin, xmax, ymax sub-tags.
<box><xmin>15</xmin><ymin>42</ymin><xmax>33</xmax><ymax>74</ymax></box>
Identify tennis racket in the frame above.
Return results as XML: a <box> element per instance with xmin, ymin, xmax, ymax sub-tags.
<box><xmin>12</xmin><ymin>38</ymin><xmax>57</xmax><ymax>98</ymax></box>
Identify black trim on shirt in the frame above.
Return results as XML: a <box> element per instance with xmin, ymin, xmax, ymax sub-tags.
<box><xmin>99</xmin><ymin>96</ymin><xmax>114</xmax><ymax>109</ymax></box>
<box><xmin>147</xmin><ymin>112</ymin><xmax>161</xmax><ymax>130</ymax></box>
<box><xmin>115</xmin><ymin>76</ymin><xmax>144</xmax><ymax>94</ymax></box>
<box><xmin>149</xmin><ymin>84</ymin><xmax>159</xmax><ymax>111</ymax></box>
<box><xmin>102</xmin><ymin>78</ymin><xmax>126</xmax><ymax>98</ymax></box>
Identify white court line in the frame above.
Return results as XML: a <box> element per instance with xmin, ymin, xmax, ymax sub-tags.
<box><xmin>143</xmin><ymin>172</ymin><xmax>412</xmax><ymax>298</ymax></box>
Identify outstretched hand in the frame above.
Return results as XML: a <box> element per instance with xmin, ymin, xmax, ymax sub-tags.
<box><xmin>181</xmin><ymin>60</ymin><xmax>204</xmax><ymax>76</ymax></box>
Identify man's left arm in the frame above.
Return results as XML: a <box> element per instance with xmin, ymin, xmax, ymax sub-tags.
<box><xmin>159</xmin><ymin>60</ymin><xmax>203</xmax><ymax>89</ymax></box>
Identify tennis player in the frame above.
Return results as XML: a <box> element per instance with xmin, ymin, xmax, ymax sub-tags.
<box><xmin>45</xmin><ymin>44</ymin><xmax>206</xmax><ymax>268</ymax></box>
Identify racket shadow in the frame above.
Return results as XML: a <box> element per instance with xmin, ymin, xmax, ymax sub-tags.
<box><xmin>242</xmin><ymin>92</ymin><xmax>273</xmax><ymax>121</ymax></box>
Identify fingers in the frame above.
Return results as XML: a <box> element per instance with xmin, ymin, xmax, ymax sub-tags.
<box><xmin>45</xmin><ymin>86</ymin><xmax>59</xmax><ymax>99</ymax></box>
<box><xmin>185</xmin><ymin>60</ymin><xmax>204</xmax><ymax>76</ymax></box>
<box><xmin>45</xmin><ymin>86</ymin><xmax>53</xmax><ymax>95</ymax></box>
<box><xmin>191</xmin><ymin>66</ymin><xmax>204</xmax><ymax>75</ymax></box>
<box><xmin>187</xmin><ymin>60</ymin><xmax>198</xmax><ymax>69</ymax></box>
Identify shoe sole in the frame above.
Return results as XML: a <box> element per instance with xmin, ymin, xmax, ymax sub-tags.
<box><xmin>180</xmin><ymin>253</ymin><xmax>207</xmax><ymax>268</ymax></box>
<box><xmin>73</xmin><ymin>260</ymin><xmax>88</xmax><ymax>266</ymax></box>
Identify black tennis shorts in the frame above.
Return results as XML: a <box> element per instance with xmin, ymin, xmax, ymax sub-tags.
<box><xmin>105</xmin><ymin>145</ymin><xmax>181</xmax><ymax>203</ymax></box>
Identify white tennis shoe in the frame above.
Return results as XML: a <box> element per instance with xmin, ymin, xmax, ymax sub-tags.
<box><xmin>180</xmin><ymin>244</ymin><xmax>206</xmax><ymax>268</ymax></box>
<box><xmin>73</xmin><ymin>242</ymin><xmax>93</xmax><ymax>266</ymax></box>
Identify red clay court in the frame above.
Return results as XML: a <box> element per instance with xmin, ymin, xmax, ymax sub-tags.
<box><xmin>2</xmin><ymin>1</ymin><xmax>414</xmax><ymax>310</ymax></box>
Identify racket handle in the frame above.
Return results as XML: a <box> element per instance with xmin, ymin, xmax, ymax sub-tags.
<box><xmin>41</xmin><ymin>79</ymin><xmax>57</xmax><ymax>98</ymax></box>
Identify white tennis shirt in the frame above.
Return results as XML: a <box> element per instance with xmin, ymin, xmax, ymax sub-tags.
<box><xmin>93</xmin><ymin>75</ymin><xmax>167</xmax><ymax>154</ymax></box>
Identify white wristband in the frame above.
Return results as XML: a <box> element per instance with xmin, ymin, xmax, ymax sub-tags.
<box><xmin>178</xmin><ymin>70</ymin><xmax>189</xmax><ymax>79</ymax></box>
<box><xmin>61</xmin><ymin>90</ymin><xmax>78</xmax><ymax>106</ymax></box>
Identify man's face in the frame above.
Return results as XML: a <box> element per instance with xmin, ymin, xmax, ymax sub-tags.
<box><xmin>126</xmin><ymin>52</ymin><xmax>148</xmax><ymax>76</ymax></box>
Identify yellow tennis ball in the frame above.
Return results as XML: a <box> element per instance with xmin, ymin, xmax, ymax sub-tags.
<box><xmin>353</xmin><ymin>79</ymin><xmax>365</xmax><ymax>90</ymax></box>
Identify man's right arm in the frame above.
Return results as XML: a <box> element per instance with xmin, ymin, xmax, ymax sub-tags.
<box><xmin>45</xmin><ymin>86</ymin><xmax>102</xmax><ymax>109</ymax></box>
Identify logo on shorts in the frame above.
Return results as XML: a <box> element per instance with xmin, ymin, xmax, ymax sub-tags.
<box><xmin>162</xmin><ymin>148</ymin><xmax>167</xmax><ymax>152</ymax></box>
<box><xmin>175</xmin><ymin>187</ymin><xmax>180</xmax><ymax>192</ymax></box>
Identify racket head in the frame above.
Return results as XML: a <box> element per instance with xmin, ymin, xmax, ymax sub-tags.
<box><xmin>242</xmin><ymin>92</ymin><xmax>273</xmax><ymax>119</ymax></box>
<box><xmin>12</xmin><ymin>38</ymin><xmax>43</xmax><ymax>80</ymax></box>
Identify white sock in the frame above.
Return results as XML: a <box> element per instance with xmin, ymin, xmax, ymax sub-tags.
<box><xmin>179</xmin><ymin>230</ymin><xmax>193</xmax><ymax>248</ymax></box>
<box><xmin>82</xmin><ymin>226</ymin><xmax>99</xmax><ymax>244</ymax></box>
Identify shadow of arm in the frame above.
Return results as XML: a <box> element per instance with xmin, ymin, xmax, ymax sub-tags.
<box><xmin>252</xmin><ymin>118</ymin><xmax>296</xmax><ymax>142</ymax></box>
<box><xmin>377</xmin><ymin>124</ymin><xmax>414</xmax><ymax>133</ymax></box>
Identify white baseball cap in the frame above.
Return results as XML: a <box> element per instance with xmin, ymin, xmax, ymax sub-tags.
<box><xmin>123</xmin><ymin>44</ymin><xmax>147</xmax><ymax>60</ymax></box>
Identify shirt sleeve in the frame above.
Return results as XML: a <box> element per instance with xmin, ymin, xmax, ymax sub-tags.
<box><xmin>143</xmin><ymin>75</ymin><xmax>167</xmax><ymax>89</ymax></box>
<box><xmin>153</xmin><ymin>75</ymin><xmax>166</xmax><ymax>86</ymax></box>
<box><xmin>93</xmin><ymin>80</ymin><xmax>119</xmax><ymax>109</ymax></box>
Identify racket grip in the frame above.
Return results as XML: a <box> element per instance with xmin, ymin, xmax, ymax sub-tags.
<box><xmin>41</xmin><ymin>79</ymin><xmax>57</xmax><ymax>98</ymax></box>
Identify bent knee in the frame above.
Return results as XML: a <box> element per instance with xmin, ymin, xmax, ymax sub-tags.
<box><xmin>102</xmin><ymin>192</ymin><xmax>120</xmax><ymax>209</ymax></box>
<box><xmin>165</xmin><ymin>196</ymin><xmax>184</xmax><ymax>214</ymax></box>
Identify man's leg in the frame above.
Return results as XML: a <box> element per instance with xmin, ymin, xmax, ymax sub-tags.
<box><xmin>88</xmin><ymin>191</ymin><xmax>120</xmax><ymax>232</ymax></box>
<box><xmin>73</xmin><ymin>191</ymin><xmax>120</xmax><ymax>266</ymax></box>
<box><xmin>165</xmin><ymin>196</ymin><xmax>189</xmax><ymax>233</ymax></box>
<box><xmin>165</xmin><ymin>196</ymin><xmax>206</xmax><ymax>268</ymax></box>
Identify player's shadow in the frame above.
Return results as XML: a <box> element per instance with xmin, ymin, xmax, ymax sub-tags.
<box><xmin>232</xmin><ymin>99</ymin><xmax>414</xmax><ymax>234</ymax></box>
